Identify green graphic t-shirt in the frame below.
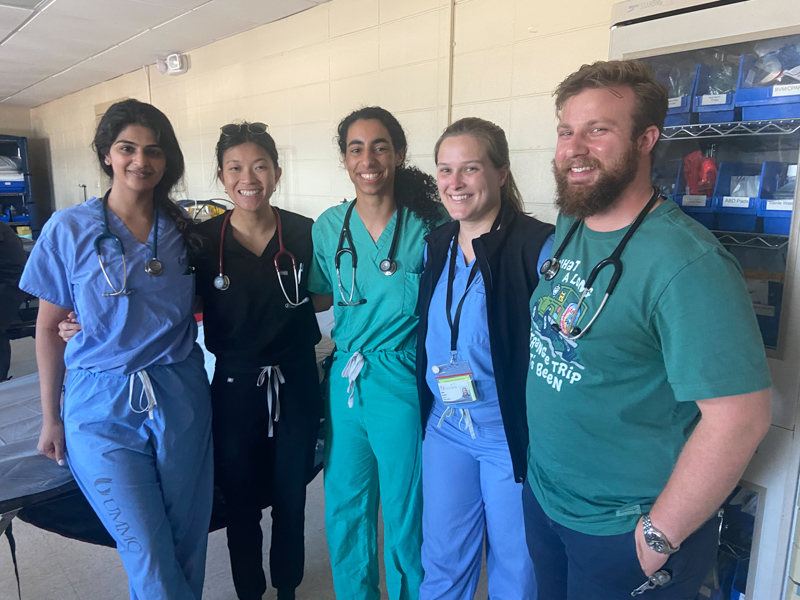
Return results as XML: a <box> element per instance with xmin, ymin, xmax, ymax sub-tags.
<box><xmin>525</xmin><ymin>199</ymin><xmax>772</xmax><ymax>536</ymax></box>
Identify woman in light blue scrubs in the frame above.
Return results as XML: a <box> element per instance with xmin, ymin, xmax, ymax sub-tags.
<box><xmin>20</xmin><ymin>99</ymin><xmax>213</xmax><ymax>600</ymax></box>
<box><xmin>415</xmin><ymin>118</ymin><xmax>554</xmax><ymax>599</ymax></box>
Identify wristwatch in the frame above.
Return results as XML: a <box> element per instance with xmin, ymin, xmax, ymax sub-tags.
<box><xmin>642</xmin><ymin>513</ymin><xmax>680</xmax><ymax>555</ymax></box>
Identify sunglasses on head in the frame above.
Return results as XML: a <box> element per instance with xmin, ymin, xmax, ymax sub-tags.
<box><xmin>220</xmin><ymin>122</ymin><xmax>269</xmax><ymax>136</ymax></box>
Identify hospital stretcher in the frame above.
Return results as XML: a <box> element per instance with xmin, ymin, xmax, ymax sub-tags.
<box><xmin>0</xmin><ymin>327</ymin><xmax>333</xmax><ymax>597</ymax></box>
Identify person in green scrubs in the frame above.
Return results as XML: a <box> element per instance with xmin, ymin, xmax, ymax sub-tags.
<box><xmin>308</xmin><ymin>106</ymin><xmax>444</xmax><ymax>600</ymax></box>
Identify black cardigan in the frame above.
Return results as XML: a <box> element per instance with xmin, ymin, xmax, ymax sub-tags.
<box><xmin>416</xmin><ymin>208</ymin><xmax>554</xmax><ymax>483</ymax></box>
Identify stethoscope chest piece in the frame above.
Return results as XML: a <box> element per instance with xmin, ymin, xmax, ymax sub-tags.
<box><xmin>214</xmin><ymin>274</ymin><xmax>230</xmax><ymax>291</ymax></box>
<box><xmin>145</xmin><ymin>258</ymin><xmax>164</xmax><ymax>276</ymax></box>
<box><xmin>540</xmin><ymin>258</ymin><xmax>560</xmax><ymax>281</ymax></box>
<box><xmin>379</xmin><ymin>258</ymin><xmax>397</xmax><ymax>276</ymax></box>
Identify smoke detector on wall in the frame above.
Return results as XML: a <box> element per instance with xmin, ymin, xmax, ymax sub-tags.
<box><xmin>156</xmin><ymin>53</ymin><xmax>189</xmax><ymax>76</ymax></box>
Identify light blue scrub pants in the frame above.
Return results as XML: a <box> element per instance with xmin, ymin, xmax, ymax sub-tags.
<box><xmin>63</xmin><ymin>347</ymin><xmax>213</xmax><ymax>600</ymax></box>
<box><xmin>420</xmin><ymin>417</ymin><xmax>536</xmax><ymax>600</ymax></box>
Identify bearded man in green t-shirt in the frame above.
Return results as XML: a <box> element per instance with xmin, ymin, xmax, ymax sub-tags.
<box><xmin>522</xmin><ymin>60</ymin><xmax>772</xmax><ymax>599</ymax></box>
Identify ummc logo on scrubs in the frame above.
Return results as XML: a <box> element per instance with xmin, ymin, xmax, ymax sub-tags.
<box><xmin>94</xmin><ymin>478</ymin><xmax>143</xmax><ymax>552</ymax></box>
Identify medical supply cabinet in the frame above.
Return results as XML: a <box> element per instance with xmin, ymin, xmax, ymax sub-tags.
<box><xmin>611</xmin><ymin>1</ymin><xmax>800</xmax><ymax>597</ymax></box>
<box><xmin>0</xmin><ymin>135</ymin><xmax>34</xmax><ymax>232</ymax></box>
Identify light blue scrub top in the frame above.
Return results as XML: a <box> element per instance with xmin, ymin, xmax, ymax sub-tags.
<box><xmin>19</xmin><ymin>197</ymin><xmax>196</xmax><ymax>376</ymax></box>
<box><xmin>424</xmin><ymin>234</ymin><xmax>554</xmax><ymax>429</ymax></box>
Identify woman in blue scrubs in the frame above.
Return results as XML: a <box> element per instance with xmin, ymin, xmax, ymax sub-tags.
<box><xmin>20</xmin><ymin>99</ymin><xmax>213</xmax><ymax>600</ymax></box>
<box><xmin>415</xmin><ymin>118</ymin><xmax>554</xmax><ymax>599</ymax></box>
<box><xmin>307</xmin><ymin>106</ymin><xmax>445</xmax><ymax>600</ymax></box>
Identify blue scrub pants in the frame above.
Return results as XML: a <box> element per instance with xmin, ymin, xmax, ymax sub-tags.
<box><xmin>420</xmin><ymin>418</ymin><xmax>536</xmax><ymax>600</ymax></box>
<box><xmin>63</xmin><ymin>346</ymin><xmax>214</xmax><ymax>600</ymax></box>
<box><xmin>522</xmin><ymin>482</ymin><xmax>721</xmax><ymax>599</ymax></box>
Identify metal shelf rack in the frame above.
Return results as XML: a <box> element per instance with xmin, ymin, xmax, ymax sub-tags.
<box><xmin>662</xmin><ymin>119</ymin><xmax>800</xmax><ymax>140</ymax></box>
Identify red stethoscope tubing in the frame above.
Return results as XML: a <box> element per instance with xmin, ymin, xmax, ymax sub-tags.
<box><xmin>216</xmin><ymin>207</ymin><xmax>305</xmax><ymax>307</ymax></box>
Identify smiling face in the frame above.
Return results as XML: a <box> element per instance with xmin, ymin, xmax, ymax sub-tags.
<box><xmin>218</xmin><ymin>142</ymin><xmax>282</xmax><ymax>213</ymax></box>
<box><xmin>436</xmin><ymin>134</ymin><xmax>507</xmax><ymax>226</ymax></box>
<box><xmin>552</xmin><ymin>86</ymin><xmax>643</xmax><ymax>219</ymax></box>
<box><xmin>104</xmin><ymin>124</ymin><xmax>166</xmax><ymax>196</ymax></box>
<box><xmin>342</xmin><ymin>119</ymin><xmax>405</xmax><ymax>200</ymax></box>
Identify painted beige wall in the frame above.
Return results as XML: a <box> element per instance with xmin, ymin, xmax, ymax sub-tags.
<box><xmin>0</xmin><ymin>106</ymin><xmax>32</xmax><ymax>137</ymax></box>
<box><xmin>29</xmin><ymin>0</ymin><xmax>615</xmax><ymax>221</ymax></box>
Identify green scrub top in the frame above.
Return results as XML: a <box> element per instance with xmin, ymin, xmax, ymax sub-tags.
<box><xmin>308</xmin><ymin>200</ymin><xmax>441</xmax><ymax>357</ymax></box>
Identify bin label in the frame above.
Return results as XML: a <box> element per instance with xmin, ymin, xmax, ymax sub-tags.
<box><xmin>722</xmin><ymin>196</ymin><xmax>751</xmax><ymax>208</ymax></box>
<box><xmin>773</xmin><ymin>83</ymin><xmax>800</xmax><ymax>98</ymax></box>
<box><xmin>766</xmin><ymin>199</ymin><xmax>793</xmax><ymax>212</ymax></box>
<box><xmin>752</xmin><ymin>304</ymin><xmax>775</xmax><ymax>318</ymax></box>
<box><xmin>681</xmin><ymin>195</ymin><xmax>707</xmax><ymax>207</ymax></box>
<box><xmin>668</xmin><ymin>97</ymin><xmax>682</xmax><ymax>108</ymax></box>
<box><xmin>701</xmin><ymin>94</ymin><xmax>727</xmax><ymax>106</ymax></box>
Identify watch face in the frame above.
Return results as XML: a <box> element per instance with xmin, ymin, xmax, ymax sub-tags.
<box><xmin>645</xmin><ymin>530</ymin><xmax>675</xmax><ymax>555</ymax></box>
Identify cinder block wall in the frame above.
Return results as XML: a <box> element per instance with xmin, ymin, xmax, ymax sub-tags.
<box><xmin>29</xmin><ymin>0</ymin><xmax>615</xmax><ymax>223</ymax></box>
<box><xmin>0</xmin><ymin>106</ymin><xmax>32</xmax><ymax>137</ymax></box>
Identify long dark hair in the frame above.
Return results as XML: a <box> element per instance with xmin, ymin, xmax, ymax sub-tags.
<box><xmin>93</xmin><ymin>99</ymin><xmax>192</xmax><ymax>237</ymax></box>
<box><xmin>215</xmin><ymin>122</ymin><xmax>280</xmax><ymax>171</ymax></box>
<box><xmin>336</xmin><ymin>106</ymin><xmax>441</xmax><ymax>229</ymax></box>
<box><xmin>434</xmin><ymin>117</ymin><xmax>524</xmax><ymax>213</ymax></box>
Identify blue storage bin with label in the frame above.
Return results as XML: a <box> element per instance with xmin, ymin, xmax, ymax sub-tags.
<box><xmin>713</xmin><ymin>162</ymin><xmax>763</xmax><ymax>232</ymax></box>
<box><xmin>656</xmin><ymin>63</ymin><xmax>700</xmax><ymax>126</ymax></box>
<box><xmin>673</xmin><ymin>162</ymin><xmax>716</xmax><ymax>229</ymax></box>
<box><xmin>736</xmin><ymin>52</ymin><xmax>800</xmax><ymax>120</ymax></box>
<box><xmin>757</xmin><ymin>162</ymin><xmax>796</xmax><ymax>235</ymax></box>
<box><xmin>0</xmin><ymin>177</ymin><xmax>25</xmax><ymax>193</ymax></box>
<box><xmin>693</xmin><ymin>62</ymin><xmax>740</xmax><ymax>124</ymax></box>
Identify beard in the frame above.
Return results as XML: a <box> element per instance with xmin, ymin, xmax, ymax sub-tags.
<box><xmin>553</xmin><ymin>142</ymin><xmax>640</xmax><ymax>220</ymax></box>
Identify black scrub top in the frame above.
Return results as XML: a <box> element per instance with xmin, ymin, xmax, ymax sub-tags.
<box><xmin>193</xmin><ymin>208</ymin><xmax>321</xmax><ymax>369</ymax></box>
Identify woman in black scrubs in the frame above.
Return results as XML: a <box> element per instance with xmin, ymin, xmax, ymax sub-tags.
<box><xmin>193</xmin><ymin>122</ymin><xmax>321</xmax><ymax>600</ymax></box>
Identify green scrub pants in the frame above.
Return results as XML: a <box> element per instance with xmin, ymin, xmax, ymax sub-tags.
<box><xmin>324</xmin><ymin>349</ymin><xmax>423</xmax><ymax>600</ymax></box>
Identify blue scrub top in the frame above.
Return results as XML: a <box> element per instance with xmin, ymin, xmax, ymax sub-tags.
<box><xmin>424</xmin><ymin>234</ymin><xmax>554</xmax><ymax>429</ymax></box>
<box><xmin>19</xmin><ymin>197</ymin><xmax>197</xmax><ymax>375</ymax></box>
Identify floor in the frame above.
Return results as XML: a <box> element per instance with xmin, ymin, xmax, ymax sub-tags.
<box><xmin>0</xmin><ymin>337</ymin><xmax>489</xmax><ymax>600</ymax></box>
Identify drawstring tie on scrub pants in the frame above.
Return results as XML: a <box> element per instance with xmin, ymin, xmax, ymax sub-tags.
<box><xmin>437</xmin><ymin>407</ymin><xmax>476</xmax><ymax>439</ymax></box>
<box><xmin>257</xmin><ymin>366</ymin><xmax>284</xmax><ymax>437</ymax></box>
<box><xmin>341</xmin><ymin>351</ymin><xmax>365</xmax><ymax>408</ymax></box>
<box><xmin>129</xmin><ymin>371</ymin><xmax>158</xmax><ymax>419</ymax></box>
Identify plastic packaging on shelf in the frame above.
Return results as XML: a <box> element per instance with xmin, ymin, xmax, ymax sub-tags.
<box><xmin>752</xmin><ymin>40</ymin><xmax>800</xmax><ymax>86</ymax></box>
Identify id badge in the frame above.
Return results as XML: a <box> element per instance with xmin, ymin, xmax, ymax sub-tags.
<box><xmin>432</xmin><ymin>360</ymin><xmax>478</xmax><ymax>405</ymax></box>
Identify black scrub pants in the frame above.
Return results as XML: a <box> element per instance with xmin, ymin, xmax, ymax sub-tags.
<box><xmin>211</xmin><ymin>350</ymin><xmax>320</xmax><ymax>600</ymax></box>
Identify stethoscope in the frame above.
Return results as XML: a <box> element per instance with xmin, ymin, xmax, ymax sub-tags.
<box><xmin>95</xmin><ymin>191</ymin><xmax>162</xmax><ymax>298</ymax></box>
<box><xmin>335</xmin><ymin>200</ymin><xmax>401</xmax><ymax>307</ymax></box>
<box><xmin>538</xmin><ymin>187</ymin><xmax>660</xmax><ymax>340</ymax></box>
<box><xmin>213</xmin><ymin>206</ymin><xmax>308</xmax><ymax>309</ymax></box>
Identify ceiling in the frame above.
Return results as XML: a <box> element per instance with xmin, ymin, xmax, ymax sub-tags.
<box><xmin>0</xmin><ymin>0</ymin><xmax>330</xmax><ymax>107</ymax></box>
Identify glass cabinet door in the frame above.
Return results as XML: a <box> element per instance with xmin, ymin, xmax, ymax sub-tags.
<box><xmin>645</xmin><ymin>33</ymin><xmax>800</xmax><ymax>353</ymax></box>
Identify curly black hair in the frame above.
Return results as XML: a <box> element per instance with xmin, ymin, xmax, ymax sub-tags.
<box><xmin>337</xmin><ymin>106</ymin><xmax>442</xmax><ymax>230</ymax></box>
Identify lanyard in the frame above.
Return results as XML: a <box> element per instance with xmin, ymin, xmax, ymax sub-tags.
<box><xmin>445</xmin><ymin>234</ymin><xmax>480</xmax><ymax>360</ymax></box>
<box><xmin>444</xmin><ymin>210</ymin><xmax>502</xmax><ymax>359</ymax></box>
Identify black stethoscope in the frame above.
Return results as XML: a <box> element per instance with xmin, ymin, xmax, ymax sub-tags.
<box><xmin>213</xmin><ymin>206</ymin><xmax>308</xmax><ymax>309</ymax></box>
<box><xmin>539</xmin><ymin>187</ymin><xmax>661</xmax><ymax>340</ymax></box>
<box><xmin>335</xmin><ymin>200</ymin><xmax>401</xmax><ymax>307</ymax></box>
<box><xmin>95</xmin><ymin>191</ymin><xmax>162</xmax><ymax>298</ymax></box>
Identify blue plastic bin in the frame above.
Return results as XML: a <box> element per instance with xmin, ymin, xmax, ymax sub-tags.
<box><xmin>757</xmin><ymin>161</ymin><xmax>795</xmax><ymax>235</ymax></box>
<box><xmin>658</xmin><ymin>64</ymin><xmax>699</xmax><ymax>127</ymax></box>
<box><xmin>0</xmin><ymin>179</ymin><xmax>25</xmax><ymax>193</ymax></box>
<box><xmin>693</xmin><ymin>63</ymin><xmax>739</xmax><ymax>124</ymax></box>
<box><xmin>713</xmin><ymin>162</ymin><xmax>763</xmax><ymax>232</ymax></box>
<box><xmin>735</xmin><ymin>54</ymin><xmax>800</xmax><ymax>120</ymax></box>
